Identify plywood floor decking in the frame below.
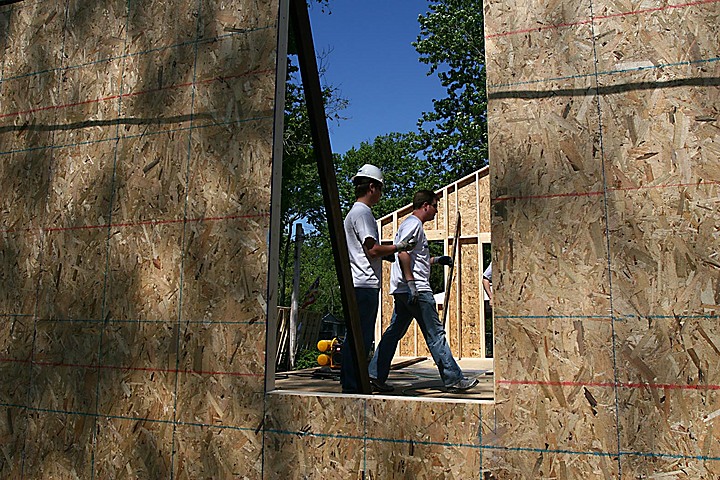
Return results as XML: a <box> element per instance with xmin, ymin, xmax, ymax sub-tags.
<box><xmin>274</xmin><ymin>358</ymin><xmax>494</xmax><ymax>401</ymax></box>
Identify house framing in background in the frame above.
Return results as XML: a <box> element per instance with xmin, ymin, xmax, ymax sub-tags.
<box><xmin>0</xmin><ymin>0</ymin><xmax>718</xmax><ymax>477</ymax></box>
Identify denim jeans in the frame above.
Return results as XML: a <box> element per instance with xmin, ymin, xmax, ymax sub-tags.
<box><xmin>340</xmin><ymin>287</ymin><xmax>379</xmax><ymax>393</ymax></box>
<box><xmin>369</xmin><ymin>291</ymin><xmax>463</xmax><ymax>387</ymax></box>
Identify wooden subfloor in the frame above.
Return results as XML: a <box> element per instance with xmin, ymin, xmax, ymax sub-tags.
<box><xmin>274</xmin><ymin>357</ymin><xmax>494</xmax><ymax>401</ymax></box>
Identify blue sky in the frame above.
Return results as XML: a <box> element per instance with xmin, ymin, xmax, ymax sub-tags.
<box><xmin>307</xmin><ymin>1</ymin><xmax>444</xmax><ymax>155</ymax></box>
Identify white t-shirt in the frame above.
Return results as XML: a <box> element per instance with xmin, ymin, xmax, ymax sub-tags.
<box><xmin>390</xmin><ymin>215</ymin><xmax>431</xmax><ymax>293</ymax></box>
<box><xmin>344</xmin><ymin>202</ymin><xmax>381</xmax><ymax>288</ymax></box>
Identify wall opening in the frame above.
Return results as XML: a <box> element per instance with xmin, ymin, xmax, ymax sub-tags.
<box><xmin>269</xmin><ymin>165</ymin><xmax>494</xmax><ymax>402</ymax></box>
<box><xmin>267</xmin><ymin>2</ymin><xmax>492</xmax><ymax>402</ymax></box>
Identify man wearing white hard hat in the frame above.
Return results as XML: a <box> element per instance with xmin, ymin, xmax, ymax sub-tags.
<box><xmin>341</xmin><ymin>164</ymin><xmax>416</xmax><ymax>393</ymax></box>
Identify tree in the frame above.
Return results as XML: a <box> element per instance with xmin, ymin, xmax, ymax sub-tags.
<box><xmin>414</xmin><ymin>0</ymin><xmax>488</xmax><ymax>179</ymax></box>
<box><xmin>288</xmin><ymin>132</ymin><xmax>441</xmax><ymax>317</ymax></box>
<box><xmin>281</xmin><ymin>1</ymin><xmax>491</xmax><ymax>314</ymax></box>
<box><xmin>276</xmin><ymin>1</ymin><xmax>345</xmax><ymax>308</ymax></box>
<box><xmin>336</xmin><ymin>132</ymin><xmax>442</xmax><ymax>219</ymax></box>
<box><xmin>278</xmin><ymin>53</ymin><xmax>347</xmax><ymax>306</ymax></box>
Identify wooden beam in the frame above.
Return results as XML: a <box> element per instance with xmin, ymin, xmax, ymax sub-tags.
<box><xmin>266</xmin><ymin>0</ymin><xmax>291</xmax><ymax>391</ymax></box>
<box><xmin>289</xmin><ymin>0</ymin><xmax>371</xmax><ymax>394</ymax></box>
<box><xmin>442</xmin><ymin>212</ymin><xmax>461</xmax><ymax>327</ymax></box>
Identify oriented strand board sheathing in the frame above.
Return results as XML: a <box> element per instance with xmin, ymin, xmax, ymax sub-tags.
<box><xmin>114</xmin><ymin>133</ymin><xmax>189</xmax><ymax>223</ymax></box>
<box><xmin>93</xmin><ymin>415</ymin><xmax>174</xmax><ymax>478</ymax></box>
<box><xmin>445</xmin><ymin>250</ymin><xmax>460</xmax><ymax>355</ymax></box>
<box><xmin>477</xmin><ymin>172</ymin><xmax>491</xmax><ymax>234</ymax></box>
<box><xmin>104</xmin><ymin>225</ymin><xmax>183</xmax><ymax>320</ymax></box>
<box><xmin>21</xmin><ymin>410</ymin><xmax>96</xmax><ymax>479</ymax></box>
<box><xmin>446</xmin><ymin>187</ymin><xmax>457</xmax><ymax>233</ymax></box>
<box><xmin>45</xmin><ymin>143</ymin><xmax>117</xmax><ymax>229</ymax></box>
<box><xmin>37</xmin><ymin>229</ymin><xmax>109</xmax><ymax>321</ymax></box>
<box><xmin>458</xmin><ymin>179</ymin><xmax>478</xmax><ymax>236</ymax></box>
<box><xmin>380</xmin><ymin>217</ymin><xmax>394</xmax><ymax>241</ymax></box>
<box><xmin>365</xmin><ymin>398</ymin><xmax>484</xmax><ymax>478</ymax></box>
<box><xmin>483</xmin><ymin>0</ymin><xmax>720</xmax><ymax>476</ymax></box>
<box><xmin>1</xmin><ymin>1</ymin><xmax>66</xmax><ymax>78</ymax></box>
<box><xmin>609</xmin><ymin>185</ymin><xmax>720</xmax><ymax>318</ymax></box>
<box><xmin>592</xmin><ymin>2</ymin><xmax>720</xmax><ymax>73</ymax></box>
<box><xmin>264</xmin><ymin>393</ymin><xmax>492</xmax><ymax>479</ymax></box>
<box><xmin>53</xmin><ymin>60</ymin><xmax>125</xmax><ymax>148</ymax></box>
<box><xmin>187</xmin><ymin>122</ymin><xmax>274</xmax><ymax>219</ymax></box>
<box><xmin>181</xmin><ymin>219</ymin><xmax>270</xmax><ymax>327</ymax></box>
<box><xmin>0</xmin><ymin>0</ymin><xmax>278</xmax><ymax>477</ymax></box>
<box><xmin>460</xmin><ymin>241</ymin><xmax>481</xmax><ymax>358</ymax></box>
<box><xmin>0</xmin><ymin>231</ymin><xmax>42</xmax><ymax>315</ymax></box>
<box><xmin>264</xmin><ymin>394</ymin><xmax>369</xmax><ymax>478</ymax></box>
<box><xmin>0</xmin><ymin>149</ymin><xmax>52</xmax><ymax>231</ymax></box>
<box><xmin>63</xmin><ymin>0</ymin><xmax>127</xmax><ymax>66</ymax></box>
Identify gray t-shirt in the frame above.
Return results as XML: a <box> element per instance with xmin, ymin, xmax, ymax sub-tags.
<box><xmin>390</xmin><ymin>215</ymin><xmax>431</xmax><ymax>293</ymax></box>
<box><xmin>344</xmin><ymin>202</ymin><xmax>381</xmax><ymax>288</ymax></box>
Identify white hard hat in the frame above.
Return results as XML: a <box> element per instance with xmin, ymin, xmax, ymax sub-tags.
<box><xmin>351</xmin><ymin>164</ymin><xmax>384</xmax><ymax>185</ymax></box>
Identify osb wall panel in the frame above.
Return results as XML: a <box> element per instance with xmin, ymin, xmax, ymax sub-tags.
<box><xmin>459</xmin><ymin>241</ymin><xmax>481</xmax><ymax>358</ymax></box>
<box><xmin>0</xmin><ymin>0</ymin><xmax>277</xmax><ymax>478</ymax></box>
<box><xmin>264</xmin><ymin>393</ymin><xmax>490</xmax><ymax>479</ymax></box>
<box><xmin>483</xmin><ymin>0</ymin><xmax>720</xmax><ymax>477</ymax></box>
<box><xmin>457</xmin><ymin>179</ymin><xmax>478</xmax><ymax>237</ymax></box>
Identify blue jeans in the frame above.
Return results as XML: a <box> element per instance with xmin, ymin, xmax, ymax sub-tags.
<box><xmin>340</xmin><ymin>287</ymin><xmax>379</xmax><ymax>393</ymax></box>
<box><xmin>369</xmin><ymin>291</ymin><xmax>463</xmax><ymax>387</ymax></box>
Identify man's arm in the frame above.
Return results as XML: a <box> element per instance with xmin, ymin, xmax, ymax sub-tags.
<box><xmin>397</xmin><ymin>251</ymin><xmax>413</xmax><ymax>281</ymax></box>
<box><xmin>398</xmin><ymin>251</ymin><xmax>419</xmax><ymax>304</ymax></box>
<box><xmin>363</xmin><ymin>237</ymin><xmax>416</xmax><ymax>259</ymax></box>
<box><xmin>431</xmin><ymin>256</ymin><xmax>453</xmax><ymax>266</ymax></box>
<box><xmin>363</xmin><ymin>238</ymin><xmax>399</xmax><ymax>259</ymax></box>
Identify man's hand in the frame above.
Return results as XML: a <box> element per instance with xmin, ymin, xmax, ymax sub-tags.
<box><xmin>394</xmin><ymin>235</ymin><xmax>417</xmax><ymax>252</ymax></box>
<box><xmin>407</xmin><ymin>280</ymin><xmax>419</xmax><ymax>305</ymax></box>
<box><xmin>434</xmin><ymin>255</ymin><xmax>453</xmax><ymax>267</ymax></box>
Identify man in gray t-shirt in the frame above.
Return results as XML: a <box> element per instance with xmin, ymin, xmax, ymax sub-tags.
<box><xmin>369</xmin><ymin>189</ymin><xmax>478</xmax><ymax>393</ymax></box>
<box><xmin>341</xmin><ymin>164</ymin><xmax>415</xmax><ymax>393</ymax></box>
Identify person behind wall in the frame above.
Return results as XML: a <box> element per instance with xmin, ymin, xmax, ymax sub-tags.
<box><xmin>341</xmin><ymin>164</ymin><xmax>416</xmax><ymax>394</ymax></box>
<box><xmin>483</xmin><ymin>262</ymin><xmax>492</xmax><ymax>307</ymax></box>
<box><xmin>482</xmin><ymin>262</ymin><xmax>493</xmax><ymax>307</ymax></box>
<box><xmin>482</xmin><ymin>262</ymin><xmax>493</xmax><ymax>357</ymax></box>
<box><xmin>368</xmin><ymin>189</ymin><xmax>479</xmax><ymax>393</ymax></box>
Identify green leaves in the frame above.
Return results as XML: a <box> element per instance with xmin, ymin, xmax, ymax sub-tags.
<box><xmin>337</xmin><ymin>132</ymin><xmax>441</xmax><ymax>218</ymax></box>
<box><xmin>279</xmin><ymin>1</ymin><xmax>490</xmax><ymax>315</ymax></box>
<box><xmin>414</xmin><ymin>0</ymin><xmax>488</xmax><ymax>178</ymax></box>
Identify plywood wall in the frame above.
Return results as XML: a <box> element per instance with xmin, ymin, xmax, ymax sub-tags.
<box><xmin>484</xmin><ymin>0</ymin><xmax>720</xmax><ymax>476</ymax></box>
<box><xmin>3</xmin><ymin>0</ymin><xmax>718</xmax><ymax>479</ymax></box>
<box><xmin>0</xmin><ymin>0</ymin><xmax>277</xmax><ymax>477</ymax></box>
<box><xmin>265</xmin><ymin>0</ymin><xmax>719</xmax><ymax>478</ymax></box>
